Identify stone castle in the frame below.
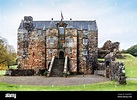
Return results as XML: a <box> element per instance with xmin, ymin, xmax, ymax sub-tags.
<box><xmin>15</xmin><ymin>15</ymin><xmax>126</xmax><ymax>84</ymax></box>
<box><xmin>17</xmin><ymin>16</ymin><xmax>98</xmax><ymax>76</ymax></box>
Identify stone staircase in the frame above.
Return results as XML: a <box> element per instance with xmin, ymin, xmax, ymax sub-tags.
<box><xmin>50</xmin><ymin>58</ymin><xmax>65</xmax><ymax>77</ymax></box>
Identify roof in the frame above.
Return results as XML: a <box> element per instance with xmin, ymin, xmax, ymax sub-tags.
<box><xmin>18</xmin><ymin>20</ymin><xmax>98</xmax><ymax>31</ymax></box>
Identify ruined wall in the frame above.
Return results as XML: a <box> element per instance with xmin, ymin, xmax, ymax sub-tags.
<box><xmin>98</xmin><ymin>40</ymin><xmax>121</xmax><ymax>58</ymax></box>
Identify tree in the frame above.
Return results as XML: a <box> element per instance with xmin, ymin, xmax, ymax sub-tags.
<box><xmin>0</xmin><ymin>35</ymin><xmax>17</xmax><ymax>68</ymax></box>
<box><xmin>0</xmin><ymin>36</ymin><xmax>8</xmax><ymax>64</ymax></box>
<box><xmin>5</xmin><ymin>44</ymin><xmax>17</xmax><ymax>66</ymax></box>
<box><xmin>123</xmin><ymin>44</ymin><xmax>137</xmax><ymax>57</ymax></box>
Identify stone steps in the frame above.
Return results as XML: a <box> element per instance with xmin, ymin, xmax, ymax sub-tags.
<box><xmin>51</xmin><ymin>58</ymin><xmax>64</xmax><ymax>77</ymax></box>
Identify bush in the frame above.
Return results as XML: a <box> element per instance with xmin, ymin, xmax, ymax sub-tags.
<box><xmin>44</xmin><ymin>70</ymin><xmax>48</xmax><ymax>76</ymax></box>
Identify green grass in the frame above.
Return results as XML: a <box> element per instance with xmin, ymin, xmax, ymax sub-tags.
<box><xmin>117</xmin><ymin>54</ymin><xmax>137</xmax><ymax>78</ymax></box>
<box><xmin>0</xmin><ymin>80</ymin><xmax>137</xmax><ymax>91</ymax></box>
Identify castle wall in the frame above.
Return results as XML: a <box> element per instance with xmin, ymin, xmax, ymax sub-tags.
<box><xmin>17</xmin><ymin>29</ymin><xmax>46</xmax><ymax>71</ymax></box>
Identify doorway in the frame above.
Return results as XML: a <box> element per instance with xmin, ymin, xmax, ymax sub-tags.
<box><xmin>59</xmin><ymin>51</ymin><xmax>64</xmax><ymax>59</ymax></box>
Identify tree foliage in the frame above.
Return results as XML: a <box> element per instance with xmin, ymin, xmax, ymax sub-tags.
<box><xmin>122</xmin><ymin>44</ymin><xmax>137</xmax><ymax>57</ymax></box>
<box><xmin>0</xmin><ymin>36</ymin><xmax>17</xmax><ymax>68</ymax></box>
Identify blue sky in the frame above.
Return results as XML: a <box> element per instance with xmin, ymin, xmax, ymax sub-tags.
<box><xmin>0</xmin><ymin>0</ymin><xmax>137</xmax><ymax>52</ymax></box>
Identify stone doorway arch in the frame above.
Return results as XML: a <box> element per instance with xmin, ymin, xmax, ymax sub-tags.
<box><xmin>59</xmin><ymin>51</ymin><xmax>65</xmax><ymax>59</ymax></box>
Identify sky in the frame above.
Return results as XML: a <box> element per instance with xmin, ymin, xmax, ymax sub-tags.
<box><xmin>0</xmin><ymin>0</ymin><xmax>137</xmax><ymax>52</ymax></box>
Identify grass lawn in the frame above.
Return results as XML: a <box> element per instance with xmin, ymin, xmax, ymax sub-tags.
<box><xmin>117</xmin><ymin>54</ymin><xmax>137</xmax><ymax>78</ymax></box>
<box><xmin>0</xmin><ymin>80</ymin><xmax>137</xmax><ymax>91</ymax></box>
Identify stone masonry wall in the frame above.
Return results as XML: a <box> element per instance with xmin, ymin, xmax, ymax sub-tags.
<box><xmin>45</xmin><ymin>28</ymin><xmax>58</xmax><ymax>69</ymax></box>
<box><xmin>65</xmin><ymin>28</ymin><xmax>77</xmax><ymax>73</ymax></box>
<box><xmin>78</xmin><ymin>30</ymin><xmax>98</xmax><ymax>74</ymax></box>
<box><xmin>17</xmin><ymin>29</ymin><xmax>46</xmax><ymax>71</ymax></box>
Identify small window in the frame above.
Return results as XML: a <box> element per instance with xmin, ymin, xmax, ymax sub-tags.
<box><xmin>22</xmin><ymin>49</ymin><xmax>26</xmax><ymax>58</ymax></box>
<box><xmin>83</xmin><ymin>30</ymin><xmax>88</xmax><ymax>35</ymax></box>
<box><xmin>49</xmin><ymin>49</ymin><xmax>53</xmax><ymax>54</ymax></box>
<box><xmin>69</xmin><ymin>38</ymin><xmax>73</xmax><ymax>44</ymax></box>
<box><xmin>83</xmin><ymin>50</ymin><xmax>87</xmax><ymax>55</ymax></box>
<box><xmin>59</xmin><ymin>27</ymin><xmax>64</xmax><ymax>34</ymax></box>
<box><xmin>83</xmin><ymin>39</ymin><xmax>88</xmax><ymax>45</ymax></box>
<box><xmin>38</xmin><ymin>30</ymin><xmax>42</xmax><ymax>34</ymax></box>
<box><xmin>22</xmin><ymin>50</ymin><xmax>26</xmax><ymax>55</ymax></box>
<box><xmin>70</xmin><ymin>49</ymin><xmax>72</xmax><ymax>54</ymax></box>
<box><xmin>50</xmin><ymin>37</ymin><xmax>54</xmax><ymax>44</ymax></box>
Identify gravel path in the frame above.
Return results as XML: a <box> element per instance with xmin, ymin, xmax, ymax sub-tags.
<box><xmin>0</xmin><ymin>75</ymin><xmax>109</xmax><ymax>86</ymax></box>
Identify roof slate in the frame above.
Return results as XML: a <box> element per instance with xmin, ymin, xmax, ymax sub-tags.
<box><xmin>18</xmin><ymin>20</ymin><xmax>98</xmax><ymax>31</ymax></box>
